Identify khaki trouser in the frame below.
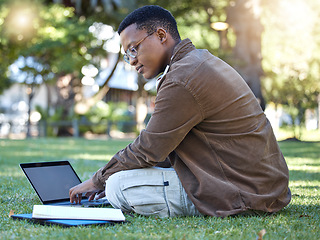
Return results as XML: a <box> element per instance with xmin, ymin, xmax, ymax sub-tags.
<box><xmin>105</xmin><ymin>167</ymin><xmax>202</xmax><ymax>218</ymax></box>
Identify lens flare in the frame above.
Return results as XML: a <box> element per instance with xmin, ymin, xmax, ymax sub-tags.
<box><xmin>4</xmin><ymin>2</ymin><xmax>40</xmax><ymax>42</ymax></box>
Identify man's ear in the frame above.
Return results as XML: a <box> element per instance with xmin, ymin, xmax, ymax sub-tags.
<box><xmin>156</xmin><ymin>28</ymin><xmax>167</xmax><ymax>43</ymax></box>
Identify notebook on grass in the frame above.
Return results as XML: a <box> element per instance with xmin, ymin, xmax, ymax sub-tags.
<box><xmin>19</xmin><ymin>160</ymin><xmax>109</xmax><ymax>207</ymax></box>
<box><xmin>11</xmin><ymin>205</ymin><xmax>125</xmax><ymax>227</ymax></box>
<box><xmin>11</xmin><ymin>213</ymin><xmax>116</xmax><ymax>227</ymax></box>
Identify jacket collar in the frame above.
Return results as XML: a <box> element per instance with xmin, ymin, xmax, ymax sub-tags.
<box><xmin>156</xmin><ymin>39</ymin><xmax>195</xmax><ymax>92</ymax></box>
<box><xmin>170</xmin><ymin>38</ymin><xmax>196</xmax><ymax>65</ymax></box>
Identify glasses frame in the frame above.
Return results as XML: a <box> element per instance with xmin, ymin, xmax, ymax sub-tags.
<box><xmin>123</xmin><ymin>32</ymin><xmax>154</xmax><ymax>64</ymax></box>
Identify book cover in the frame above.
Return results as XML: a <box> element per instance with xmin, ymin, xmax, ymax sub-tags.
<box><xmin>32</xmin><ymin>205</ymin><xmax>125</xmax><ymax>222</ymax></box>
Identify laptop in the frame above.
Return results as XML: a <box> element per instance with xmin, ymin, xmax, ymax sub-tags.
<box><xmin>10</xmin><ymin>161</ymin><xmax>124</xmax><ymax>227</ymax></box>
<box><xmin>19</xmin><ymin>160</ymin><xmax>110</xmax><ymax>207</ymax></box>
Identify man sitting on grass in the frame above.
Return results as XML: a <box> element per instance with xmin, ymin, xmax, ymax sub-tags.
<box><xmin>69</xmin><ymin>5</ymin><xmax>291</xmax><ymax>218</ymax></box>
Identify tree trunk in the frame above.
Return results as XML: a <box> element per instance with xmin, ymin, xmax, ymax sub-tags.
<box><xmin>74</xmin><ymin>51</ymin><xmax>120</xmax><ymax>115</ymax></box>
<box><xmin>136</xmin><ymin>74</ymin><xmax>148</xmax><ymax>132</ymax></box>
<box><xmin>318</xmin><ymin>94</ymin><xmax>320</xmax><ymax>130</ymax></box>
<box><xmin>26</xmin><ymin>84</ymin><xmax>35</xmax><ymax>138</ymax></box>
<box><xmin>227</xmin><ymin>0</ymin><xmax>265</xmax><ymax>110</ymax></box>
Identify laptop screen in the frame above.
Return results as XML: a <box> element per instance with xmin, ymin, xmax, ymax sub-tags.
<box><xmin>20</xmin><ymin>161</ymin><xmax>82</xmax><ymax>204</ymax></box>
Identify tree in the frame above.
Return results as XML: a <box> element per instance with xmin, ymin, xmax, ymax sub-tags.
<box><xmin>227</xmin><ymin>0</ymin><xmax>265</xmax><ymax>110</ymax></box>
<box><xmin>261</xmin><ymin>0</ymin><xmax>320</xmax><ymax>138</ymax></box>
<box><xmin>51</xmin><ymin>0</ymin><xmax>147</xmax><ymax>130</ymax></box>
<box><xmin>0</xmin><ymin>0</ymin><xmax>143</xmax><ymax>136</ymax></box>
<box><xmin>0</xmin><ymin>0</ymin><xmax>21</xmax><ymax>94</ymax></box>
<box><xmin>1</xmin><ymin>0</ymin><xmax>110</xmax><ymax>135</ymax></box>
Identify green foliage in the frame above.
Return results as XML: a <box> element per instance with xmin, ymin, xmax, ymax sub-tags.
<box><xmin>0</xmin><ymin>138</ymin><xmax>319</xmax><ymax>239</ymax></box>
<box><xmin>0</xmin><ymin>1</ymin><xmax>16</xmax><ymax>92</ymax></box>
<box><xmin>85</xmin><ymin>101</ymin><xmax>111</xmax><ymax>123</ymax></box>
<box><xmin>35</xmin><ymin>104</ymin><xmax>75</xmax><ymax>137</ymax></box>
<box><xmin>0</xmin><ymin>72</ymin><xmax>11</xmax><ymax>94</ymax></box>
<box><xmin>84</xmin><ymin>101</ymin><xmax>131</xmax><ymax>122</ymax></box>
<box><xmin>261</xmin><ymin>0</ymin><xmax>320</xmax><ymax>138</ymax></box>
<box><xmin>142</xmin><ymin>0</ymin><xmax>230</xmax><ymax>57</ymax></box>
<box><xmin>0</xmin><ymin>0</ymin><xmax>107</xmax><ymax>86</ymax></box>
<box><xmin>80</xmin><ymin>101</ymin><xmax>134</xmax><ymax>134</ymax></box>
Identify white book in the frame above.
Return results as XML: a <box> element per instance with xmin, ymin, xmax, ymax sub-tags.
<box><xmin>32</xmin><ymin>205</ymin><xmax>125</xmax><ymax>222</ymax></box>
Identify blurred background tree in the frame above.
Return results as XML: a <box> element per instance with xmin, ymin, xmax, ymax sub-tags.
<box><xmin>261</xmin><ymin>0</ymin><xmax>320</xmax><ymax>138</ymax></box>
<box><xmin>1</xmin><ymin>0</ymin><xmax>120</xmax><ymax>135</ymax></box>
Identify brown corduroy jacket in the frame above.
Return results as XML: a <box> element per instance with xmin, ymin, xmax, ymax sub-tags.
<box><xmin>92</xmin><ymin>39</ymin><xmax>291</xmax><ymax>217</ymax></box>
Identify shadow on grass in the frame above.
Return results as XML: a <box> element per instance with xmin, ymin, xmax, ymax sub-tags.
<box><xmin>289</xmin><ymin>170</ymin><xmax>320</xmax><ymax>181</ymax></box>
<box><xmin>279</xmin><ymin>141</ymin><xmax>320</xmax><ymax>160</ymax></box>
<box><xmin>294</xmin><ymin>185</ymin><xmax>320</xmax><ymax>191</ymax></box>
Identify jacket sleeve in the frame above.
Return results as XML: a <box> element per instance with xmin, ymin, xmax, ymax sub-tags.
<box><xmin>91</xmin><ymin>80</ymin><xmax>204</xmax><ymax>190</ymax></box>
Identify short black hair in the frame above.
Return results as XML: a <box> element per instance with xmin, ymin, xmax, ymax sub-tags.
<box><xmin>118</xmin><ymin>5</ymin><xmax>180</xmax><ymax>42</ymax></box>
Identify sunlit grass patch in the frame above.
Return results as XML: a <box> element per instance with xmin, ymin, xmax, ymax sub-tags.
<box><xmin>0</xmin><ymin>137</ymin><xmax>319</xmax><ymax>239</ymax></box>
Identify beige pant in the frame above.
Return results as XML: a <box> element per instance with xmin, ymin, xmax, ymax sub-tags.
<box><xmin>105</xmin><ymin>167</ymin><xmax>202</xmax><ymax>218</ymax></box>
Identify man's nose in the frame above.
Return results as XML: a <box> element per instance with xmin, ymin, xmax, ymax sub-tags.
<box><xmin>129</xmin><ymin>56</ymin><xmax>138</xmax><ymax>66</ymax></box>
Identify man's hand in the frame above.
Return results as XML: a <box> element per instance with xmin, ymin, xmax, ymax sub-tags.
<box><xmin>69</xmin><ymin>178</ymin><xmax>102</xmax><ymax>204</ymax></box>
<box><xmin>87</xmin><ymin>190</ymin><xmax>106</xmax><ymax>201</ymax></box>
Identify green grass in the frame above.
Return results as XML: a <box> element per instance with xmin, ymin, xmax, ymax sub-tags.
<box><xmin>0</xmin><ymin>137</ymin><xmax>319</xmax><ymax>239</ymax></box>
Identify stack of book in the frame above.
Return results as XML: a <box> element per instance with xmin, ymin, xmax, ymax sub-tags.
<box><xmin>11</xmin><ymin>205</ymin><xmax>126</xmax><ymax>227</ymax></box>
<box><xmin>32</xmin><ymin>205</ymin><xmax>125</xmax><ymax>221</ymax></box>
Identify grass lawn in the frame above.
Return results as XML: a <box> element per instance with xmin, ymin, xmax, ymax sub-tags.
<box><xmin>0</xmin><ymin>137</ymin><xmax>319</xmax><ymax>239</ymax></box>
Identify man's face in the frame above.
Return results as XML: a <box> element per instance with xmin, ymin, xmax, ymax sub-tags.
<box><xmin>120</xmin><ymin>24</ymin><xmax>167</xmax><ymax>79</ymax></box>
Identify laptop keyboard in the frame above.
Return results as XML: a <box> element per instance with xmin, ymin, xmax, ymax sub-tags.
<box><xmin>52</xmin><ymin>199</ymin><xmax>110</xmax><ymax>207</ymax></box>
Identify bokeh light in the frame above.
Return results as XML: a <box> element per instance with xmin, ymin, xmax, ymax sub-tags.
<box><xmin>3</xmin><ymin>2</ymin><xmax>40</xmax><ymax>42</ymax></box>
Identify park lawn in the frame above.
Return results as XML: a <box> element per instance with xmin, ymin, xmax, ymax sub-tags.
<box><xmin>0</xmin><ymin>137</ymin><xmax>319</xmax><ymax>240</ymax></box>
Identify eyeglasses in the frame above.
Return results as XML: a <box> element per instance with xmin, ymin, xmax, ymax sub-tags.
<box><xmin>123</xmin><ymin>32</ymin><xmax>154</xmax><ymax>64</ymax></box>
